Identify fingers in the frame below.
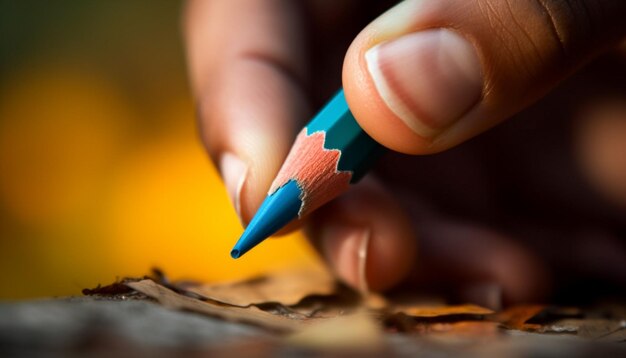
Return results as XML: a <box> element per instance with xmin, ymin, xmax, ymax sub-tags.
<box><xmin>306</xmin><ymin>177</ymin><xmax>417</xmax><ymax>292</ymax></box>
<box><xmin>413</xmin><ymin>219</ymin><xmax>551</xmax><ymax>306</ymax></box>
<box><xmin>342</xmin><ymin>0</ymin><xmax>626</xmax><ymax>154</ymax></box>
<box><xmin>184</xmin><ymin>0</ymin><xmax>310</xmax><ymax>223</ymax></box>
<box><xmin>307</xmin><ymin>175</ymin><xmax>549</xmax><ymax>305</ymax></box>
<box><xmin>575</xmin><ymin>97</ymin><xmax>626</xmax><ymax>207</ymax></box>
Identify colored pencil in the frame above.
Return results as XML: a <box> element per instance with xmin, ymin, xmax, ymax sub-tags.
<box><xmin>230</xmin><ymin>89</ymin><xmax>382</xmax><ymax>258</ymax></box>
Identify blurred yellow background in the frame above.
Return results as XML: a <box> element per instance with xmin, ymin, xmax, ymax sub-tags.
<box><xmin>0</xmin><ymin>0</ymin><xmax>319</xmax><ymax>299</ymax></box>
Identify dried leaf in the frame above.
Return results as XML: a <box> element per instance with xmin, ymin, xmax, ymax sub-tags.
<box><xmin>383</xmin><ymin>313</ymin><xmax>420</xmax><ymax>333</ymax></box>
<box><xmin>396</xmin><ymin>304</ymin><xmax>494</xmax><ymax>318</ymax></box>
<box><xmin>286</xmin><ymin>313</ymin><xmax>383</xmax><ymax>351</ymax></box>
<box><xmin>527</xmin><ymin>306</ymin><xmax>583</xmax><ymax>324</ymax></box>
<box><xmin>490</xmin><ymin>305</ymin><xmax>545</xmax><ymax>331</ymax></box>
<box><xmin>126</xmin><ymin>280</ymin><xmax>303</xmax><ymax>332</ymax></box>
<box><xmin>111</xmin><ymin>268</ymin><xmax>626</xmax><ymax>345</ymax></box>
<box><xmin>577</xmin><ymin>319</ymin><xmax>626</xmax><ymax>340</ymax></box>
<box><xmin>381</xmin><ymin>303</ymin><xmax>495</xmax><ymax>334</ymax></box>
<box><xmin>283</xmin><ymin>288</ymin><xmax>362</xmax><ymax>319</ymax></box>
<box><xmin>363</xmin><ymin>292</ymin><xmax>389</xmax><ymax>310</ymax></box>
<box><xmin>82</xmin><ymin>277</ymin><xmax>145</xmax><ymax>297</ymax></box>
<box><xmin>585</xmin><ymin>303</ymin><xmax>626</xmax><ymax>321</ymax></box>
<box><xmin>538</xmin><ymin>318</ymin><xmax>583</xmax><ymax>334</ymax></box>
<box><xmin>598</xmin><ymin>325</ymin><xmax>626</xmax><ymax>342</ymax></box>
<box><xmin>185</xmin><ymin>266</ymin><xmax>338</xmax><ymax>307</ymax></box>
<box><xmin>82</xmin><ymin>282</ymin><xmax>134</xmax><ymax>296</ymax></box>
<box><xmin>428</xmin><ymin>321</ymin><xmax>500</xmax><ymax>336</ymax></box>
<box><xmin>382</xmin><ymin>313</ymin><xmax>499</xmax><ymax>336</ymax></box>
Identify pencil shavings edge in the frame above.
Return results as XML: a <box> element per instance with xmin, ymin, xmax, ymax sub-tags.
<box><xmin>269</xmin><ymin>129</ymin><xmax>351</xmax><ymax>217</ymax></box>
<box><xmin>126</xmin><ymin>280</ymin><xmax>303</xmax><ymax>332</ymax></box>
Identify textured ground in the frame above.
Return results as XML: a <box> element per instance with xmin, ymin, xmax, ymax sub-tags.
<box><xmin>1</xmin><ymin>295</ymin><xmax>625</xmax><ymax>357</ymax></box>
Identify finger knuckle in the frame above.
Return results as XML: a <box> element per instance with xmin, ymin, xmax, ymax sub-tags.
<box><xmin>529</xmin><ymin>0</ymin><xmax>597</xmax><ymax>56</ymax></box>
<box><xmin>476</xmin><ymin>0</ymin><xmax>600</xmax><ymax>76</ymax></box>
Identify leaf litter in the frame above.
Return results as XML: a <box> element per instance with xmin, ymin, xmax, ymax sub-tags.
<box><xmin>84</xmin><ymin>266</ymin><xmax>626</xmax><ymax>350</ymax></box>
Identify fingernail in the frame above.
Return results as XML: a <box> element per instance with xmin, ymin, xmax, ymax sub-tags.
<box><xmin>461</xmin><ymin>282</ymin><xmax>503</xmax><ymax>311</ymax></box>
<box><xmin>365</xmin><ymin>28</ymin><xmax>483</xmax><ymax>138</ymax></box>
<box><xmin>219</xmin><ymin>152</ymin><xmax>248</xmax><ymax>220</ymax></box>
<box><xmin>320</xmin><ymin>225</ymin><xmax>371</xmax><ymax>293</ymax></box>
<box><xmin>357</xmin><ymin>229</ymin><xmax>371</xmax><ymax>294</ymax></box>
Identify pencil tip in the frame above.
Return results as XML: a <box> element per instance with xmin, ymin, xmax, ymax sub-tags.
<box><xmin>229</xmin><ymin>180</ymin><xmax>302</xmax><ymax>259</ymax></box>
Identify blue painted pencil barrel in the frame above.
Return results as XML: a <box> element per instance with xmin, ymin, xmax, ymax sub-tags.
<box><xmin>306</xmin><ymin>90</ymin><xmax>381</xmax><ymax>182</ymax></box>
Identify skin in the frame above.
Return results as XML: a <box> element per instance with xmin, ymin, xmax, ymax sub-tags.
<box><xmin>185</xmin><ymin>0</ymin><xmax>626</xmax><ymax>306</ymax></box>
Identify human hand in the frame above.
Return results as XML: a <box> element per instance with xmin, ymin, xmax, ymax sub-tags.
<box><xmin>185</xmin><ymin>0</ymin><xmax>626</xmax><ymax>307</ymax></box>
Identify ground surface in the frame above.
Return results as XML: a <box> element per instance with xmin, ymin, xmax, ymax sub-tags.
<box><xmin>1</xmin><ymin>295</ymin><xmax>625</xmax><ymax>357</ymax></box>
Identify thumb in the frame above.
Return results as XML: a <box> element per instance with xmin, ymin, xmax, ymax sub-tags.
<box><xmin>343</xmin><ymin>0</ymin><xmax>626</xmax><ymax>154</ymax></box>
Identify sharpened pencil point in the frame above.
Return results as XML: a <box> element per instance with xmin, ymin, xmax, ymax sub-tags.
<box><xmin>229</xmin><ymin>180</ymin><xmax>303</xmax><ymax>258</ymax></box>
<box><xmin>226</xmin><ymin>90</ymin><xmax>381</xmax><ymax>258</ymax></box>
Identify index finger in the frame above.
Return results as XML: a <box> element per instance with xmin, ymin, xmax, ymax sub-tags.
<box><xmin>184</xmin><ymin>0</ymin><xmax>311</xmax><ymax>223</ymax></box>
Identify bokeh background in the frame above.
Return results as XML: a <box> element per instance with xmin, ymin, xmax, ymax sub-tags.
<box><xmin>0</xmin><ymin>0</ymin><xmax>319</xmax><ymax>299</ymax></box>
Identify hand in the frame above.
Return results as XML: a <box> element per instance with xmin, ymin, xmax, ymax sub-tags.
<box><xmin>184</xmin><ymin>0</ymin><xmax>626</xmax><ymax>307</ymax></box>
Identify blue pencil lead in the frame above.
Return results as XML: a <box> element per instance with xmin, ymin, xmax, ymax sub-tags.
<box><xmin>230</xmin><ymin>180</ymin><xmax>302</xmax><ymax>259</ymax></box>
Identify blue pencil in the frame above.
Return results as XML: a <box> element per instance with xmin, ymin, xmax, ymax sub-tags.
<box><xmin>231</xmin><ymin>89</ymin><xmax>382</xmax><ymax>258</ymax></box>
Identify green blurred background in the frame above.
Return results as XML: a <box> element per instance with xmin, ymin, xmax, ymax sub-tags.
<box><xmin>0</xmin><ymin>0</ymin><xmax>318</xmax><ymax>299</ymax></box>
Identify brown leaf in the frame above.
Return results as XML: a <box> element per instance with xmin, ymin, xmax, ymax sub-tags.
<box><xmin>126</xmin><ymin>280</ymin><xmax>303</xmax><ymax>332</ymax></box>
<box><xmin>396</xmin><ymin>304</ymin><xmax>494</xmax><ymax>318</ymax></box>
<box><xmin>538</xmin><ymin>318</ymin><xmax>583</xmax><ymax>334</ymax></box>
<box><xmin>286</xmin><ymin>313</ymin><xmax>383</xmax><ymax>351</ymax></box>
<box><xmin>382</xmin><ymin>313</ymin><xmax>499</xmax><ymax>336</ymax></box>
<box><xmin>82</xmin><ymin>277</ymin><xmax>145</xmax><ymax>296</ymax></box>
<box><xmin>577</xmin><ymin>319</ymin><xmax>626</xmax><ymax>341</ymax></box>
<box><xmin>490</xmin><ymin>305</ymin><xmax>546</xmax><ymax>331</ymax></box>
<box><xmin>281</xmin><ymin>287</ymin><xmax>362</xmax><ymax>319</ymax></box>
<box><xmin>428</xmin><ymin>321</ymin><xmax>500</xmax><ymax>336</ymax></box>
<box><xmin>184</xmin><ymin>266</ymin><xmax>338</xmax><ymax>307</ymax></box>
<box><xmin>599</xmin><ymin>326</ymin><xmax>626</xmax><ymax>342</ymax></box>
<box><xmin>527</xmin><ymin>306</ymin><xmax>583</xmax><ymax>324</ymax></box>
<box><xmin>82</xmin><ymin>282</ymin><xmax>134</xmax><ymax>296</ymax></box>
